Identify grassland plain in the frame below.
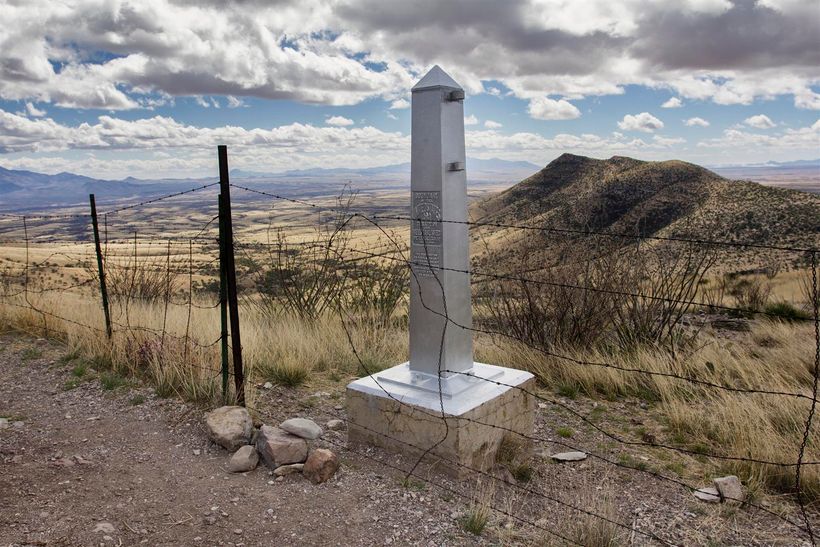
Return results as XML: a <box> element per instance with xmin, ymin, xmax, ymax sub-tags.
<box><xmin>1</xmin><ymin>156</ymin><xmax>818</xmax><ymax>544</ymax></box>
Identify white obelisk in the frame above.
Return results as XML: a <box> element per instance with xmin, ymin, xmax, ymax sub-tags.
<box><xmin>346</xmin><ymin>66</ymin><xmax>535</xmax><ymax>475</ymax></box>
<box><xmin>408</xmin><ymin>65</ymin><xmax>474</xmax><ymax>379</ymax></box>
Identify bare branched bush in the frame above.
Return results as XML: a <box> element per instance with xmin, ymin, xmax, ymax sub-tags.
<box><xmin>254</xmin><ymin>190</ymin><xmax>354</xmax><ymax>320</ymax></box>
<box><xmin>729</xmin><ymin>276</ymin><xmax>771</xmax><ymax>312</ymax></box>
<box><xmin>479</xmin><ymin>238</ymin><xmax>716</xmax><ymax>352</ymax></box>
<box><xmin>612</xmin><ymin>242</ymin><xmax>717</xmax><ymax>349</ymax></box>
<box><xmin>0</xmin><ymin>264</ymin><xmax>22</xmax><ymax>295</ymax></box>
<box><xmin>94</xmin><ymin>254</ymin><xmax>181</xmax><ymax>304</ymax></box>
<box><xmin>701</xmin><ymin>274</ymin><xmax>729</xmax><ymax>309</ymax></box>
<box><xmin>800</xmin><ymin>266</ymin><xmax>818</xmax><ymax>315</ymax></box>
<box><xmin>479</xmin><ymin>236</ymin><xmax>623</xmax><ymax>350</ymax></box>
<box><xmin>339</xmin><ymin>245</ymin><xmax>409</xmax><ymax>327</ymax></box>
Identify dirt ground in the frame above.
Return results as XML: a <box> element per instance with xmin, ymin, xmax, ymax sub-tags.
<box><xmin>0</xmin><ymin>333</ymin><xmax>815</xmax><ymax>546</ymax></box>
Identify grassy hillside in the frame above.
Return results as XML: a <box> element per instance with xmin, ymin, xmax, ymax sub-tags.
<box><xmin>470</xmin><ymin>154</ymin><xmax>819</xmax><ymax>267</ymax></box>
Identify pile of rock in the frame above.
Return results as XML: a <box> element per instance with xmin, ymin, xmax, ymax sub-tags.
<box><xmin>204</xmin><ymin>407</ymin><xmax>340</xmax><ymax>484</ymax></box>
<box><xmin>693</xmin><ymin>475</ymin><xmax>745</xmax><ymax>505</ymax></box>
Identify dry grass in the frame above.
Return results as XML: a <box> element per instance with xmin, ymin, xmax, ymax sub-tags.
<box><xmin>0</xmin><ymin>291</ymin><xmax>406</xmax><ymax>410</ymax></box>
<box><xmin>0</xmin><ymin>266</ymin><xmax>816</xmax><ymax>504</ymax></box>
<box><xmin>566</xmin><ymin>480</ymin><xmax>623</xmax><ymax>547</ymax></box>
<box><xmin>479</xmin><ymin>319</ymin><xmax>819</xmax><ymax>500</ymax></box>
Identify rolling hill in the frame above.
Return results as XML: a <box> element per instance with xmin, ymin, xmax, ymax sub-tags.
<box><xmin>470</xmin><ymin>153</ymin><xmax>820</xmax><ymax>266</ymax></box>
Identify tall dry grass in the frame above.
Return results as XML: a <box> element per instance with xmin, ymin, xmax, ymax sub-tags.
<box><xmin>479</xmin><ymin>320</ymin><xmax>819</xmax><ymax>500</ymax></box>
<box><xmin>0</xmin><ymin>291</ymin><xmax>406</xmax><ymax>411</ymax></box>
<box><xmin>0</xmin><ymin>265</ymin><xmax>816</xmax><ymax>502</ymax></box>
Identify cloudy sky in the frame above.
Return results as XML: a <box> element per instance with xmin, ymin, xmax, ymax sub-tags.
<box><xmin>1</xmin><ymin>0</ymin><xmax>818</xmax><ymax>179</ymax></box>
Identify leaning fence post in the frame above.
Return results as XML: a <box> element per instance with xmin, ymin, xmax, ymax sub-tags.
<box><xmin>218</xmin><ymin>193</ymin><xmax>230</xmax><ymax>404</ymax></box>
<box><xmin>89</xmin><ymin>194</ymin><xmax>112</xmax><ymax>338</ymax></box>
<box><xmin>217</xmin><ymin>146</ymin><xmax>245</xmax><ymax>406</ymax></box>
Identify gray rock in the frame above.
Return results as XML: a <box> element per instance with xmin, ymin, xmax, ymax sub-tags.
<box><xmin>204</xmin><ymin>406</ymin><xmax>253</xmax><ymax>451</ymax></box>
<box><xmin>280</xmin><ymin>418</ymin><xmax>322</xmax><ymax>440</ymax></box>
<box><xmin>693</xmin><ymin>486</ymin><xmax>720</xmax><ymax>503</ymax></box>
<box><xmin>325</xmin><ymin>419</ymin><xmax>344</xmax><ymax>431</ymax></box>
<box><xmin>256</xmin><ymin>425</ymin><xmax>308</xmax><ymax>468</ymax></box>
<box><xmin>93</xmin><ymin>522</ymin><xmax>116</xmax><ymax>534</ymax></box>
<box><xmin>273</xmin><ymin>463</ymin><xmax>304</xmax><ymax>476</ymax></box>
<box><xmin>303</xmin><ymin>448</ymin><xmax>339</xmax><ymax>484</ymax></box>
<box><xmin>0</xmin><ymin>418</ymin><xmax>8</xmax><ymax>430</ymax></box>
<box><xmin>713</xmin><ymin>475</ymin><xmax>745</xmax><ymax>505</ymax></box>
<box><xmin>550</xmin><ymin>451</ymin><xmax>587</xmax><ymax>462</ymax></box>
<box><xmin>228</xmin><ymin>445</ymin><xmax>259</xmax><ymax>473</ymax></box>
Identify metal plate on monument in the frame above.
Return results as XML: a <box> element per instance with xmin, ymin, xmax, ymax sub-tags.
<box><xmin>411</xmin><ymin>191</ymin><xmax>443</xmax><ymax>278</ymax></box>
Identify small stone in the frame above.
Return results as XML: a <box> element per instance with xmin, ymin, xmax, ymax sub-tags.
<box><xmin>303</xmin><ymin>448</ymin><xmax>339</xmax><ymax>484</ymax></box>
<box><xmin>693</xmin><ymin>486</ymin><xmax>721</xmax><ymax>503</ymax></box>
<box><xmin>551</xmin><ymin>451</ymin><xmax>587</xmax><ymax>462</ymax></box>
<box><xmin>228</xmin><ymin>445</ymin><xmax>259</xmax><ymax>473</ymax></box>
<box><xmin>193</xmin><ymin>449</ymin><xmax>201</xmax><ymax>456</ymax></box>
<box><xmin>280</xmin><ymin>418</ymin><xmax>323</xmax><ymax>440</ymax></box>
<box><xmin>103</xmin><ymin>535</ymin><xmax>114</xmax><ymax>542</ymax></box>
<box><xmin>713</xmin><ymin>475</ymin><xmax>745</xmax><ymax>505</ymax></box>
<box><xmin>0</xmin><ymin>418</ymin><xmax>8</xmax><ymax>429</ymax></box>
<box><xmin>93</xmin><ymin>522</ymin><xmax>116</xmax><ymax>534</ymax></box>
<box><xmin>263</xmin><ymin>382</ymin><xmax>273</xmax><ymax>390</ymax></box>
<box><xmin>325</xmin><ymin>419</ymin><xmax>344</xmax><ymax>431</ymax></box>
<box><xmin>233</xmin><ymin>528</ymin><xmax>243</xmax><ymax>535</ymax></box>
<box><xmin>256</xmin><ymin>426</ymin><xmax>308</xmax><ymax>468</ymax></box>
<box><xmin>12</xmin><ymin>421</ymin><xmax>23</xmax><ymax>428</ymax></box>
<box><xmin>273</xmin><ymin>463</ymin><xmax>304</xmax><ymax>477</ymax></box>
<box><xmin>204</xmin><ymin>406</ymin><xmax>253</xmax><ymax>451</ymax></box>
<box><xmin>203</xmin><ymin>516</ymin><xmax>217</xmax><ymax>525</ymax></box>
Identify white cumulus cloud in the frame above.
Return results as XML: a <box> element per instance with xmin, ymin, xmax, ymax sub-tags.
<box><xmin>389</xmin><ymin>98</ymin><xmax>410</xmax><ymax>110</ymax></box>
<box><xmin>618</xmin><ymin>112</ymin><xmax>664</xmax><ymax>133</ymax></box>
<box><xmin>464</xmin><ymin>114</ymin><xmax>479</xmax><ymax>126</ymax></box>
<box><xmin>25</xmin><ymin>103</ymin><xmax>46</xmax><ymax>117</ymax></box>
<box><xmin>744</xmin><ymin>114</ymin><xmax>776</xmax><ymax>129</ymax></box>
<box><xmin>527</xmin><ymin>97</ymin><xmax>581</xmax><ymax>120</ymax></box>
<box><xmin>325</xmin><ymin>116</ymin><xmax>354</xmax><ymax>127</ymax></box>
<box><xmin>661</xmin><ymin>97</ymin><xmax>683</xmax><ymax>108</ymax></box>
<box><xmin>684</xmin><ymin>117</ymin><xmax>710</xmax><ymax>127</ymax></box>
<box><xmin>484</xmin><ymin>120</ymin><xmax>503</xmax><ymax>129</ymax></box>
<box><xmin>0</xmin><ymin>0</ymin><xmax>815</xmax><ymax>112</ymax></box>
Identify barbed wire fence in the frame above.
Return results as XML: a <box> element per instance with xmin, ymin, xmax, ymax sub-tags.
<box><xmin>0</xmin><ymin>145</ymin><xmax>817</xmax><ymax>544</ymax></box>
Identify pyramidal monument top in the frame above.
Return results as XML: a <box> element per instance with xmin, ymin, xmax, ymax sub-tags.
<box><xmin>411</xmin><ymin>65</ymin><xmax>462</xmax><ymax>92</ymax></box>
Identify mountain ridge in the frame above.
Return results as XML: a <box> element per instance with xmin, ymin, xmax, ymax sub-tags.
<box><xmin>471</xmin><ymin>153</ymin><xmax>819</xmax><ymax>259</ymax></box>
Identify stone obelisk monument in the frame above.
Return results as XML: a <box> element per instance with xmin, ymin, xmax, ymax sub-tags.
<box><xmin>347</xmin><ymin>66</ymin><xmax>534</xmax><ymax>476</ymax></box>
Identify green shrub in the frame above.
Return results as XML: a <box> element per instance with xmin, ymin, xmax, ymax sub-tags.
<box><xmin>764</xmin><ymin>301</ymin><xmax>811</xmax><ymax>321</ymax></box>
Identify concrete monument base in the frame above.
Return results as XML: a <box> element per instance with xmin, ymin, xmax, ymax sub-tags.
<box><xmin>346</xmin><ymin>363</ymin><xmax>535</xmax><ymax>478</ymax></box>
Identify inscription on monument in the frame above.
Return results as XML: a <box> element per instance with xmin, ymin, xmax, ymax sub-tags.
<box><xmin>411</xmin><ymin>191</ymin><xmax>443</xmax><ymax>246</ymax></box>
<box><xmin>411</xmin><ymin>191</ymin><xmax>443</xmax><ymax>278</ymax></box>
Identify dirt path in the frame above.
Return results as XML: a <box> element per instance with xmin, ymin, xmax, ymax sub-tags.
<box><xmin>1</xmin><ymin>333</ymin><xmax>815</xmax><ymax>546</ymax></box>
<box><xmin>0</xmin><ymin>335</ymin><xmax>476</xmax><ymax>547</ymax></box>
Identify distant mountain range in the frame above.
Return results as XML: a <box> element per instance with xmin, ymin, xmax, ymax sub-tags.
<box><xmin>230</xmin><ymin>157</ymin><xmax>539</xmax><ymax>179</ymax></box>
<box><xmin>0</xmin><ymin>157</ymin><xmax>540</xmax><ymax>213</ymax></box>
<box><xmin>711</xmin><ymin>158</ymin><xmax>820</xmax><ymax>169</ymax></box>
